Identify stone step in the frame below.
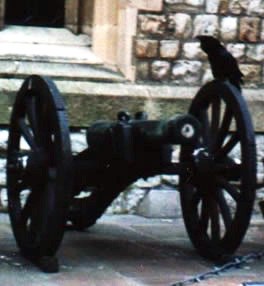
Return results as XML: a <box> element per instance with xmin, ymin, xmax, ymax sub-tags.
<box><xmin>0</xmin><ymin>25</ymin><xmax>98</xmax><ymax>65</ymax></box>
<box><xmin>0</xmin><ymin>42</ymin><xmax>102</xmax><ymax>65</ymax></box>
<box><xmin>0</xmin><ymin>60</ymin><xmax>126</xmax><ymax>82</ymax></box>
<box><xmin>0</xmin><ymin>25</ymin><xmax>91</xmax><ymax>46</ymax></box>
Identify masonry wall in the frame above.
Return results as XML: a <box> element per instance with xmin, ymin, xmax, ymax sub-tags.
<box><xmin>134</xmin><ymin>0</ymin><xmax>264</xmax><ymax>87</ymax></box>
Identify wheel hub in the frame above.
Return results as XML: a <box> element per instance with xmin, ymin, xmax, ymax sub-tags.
<box><xmin>193</xmin><ymin>148</ymin><xmax>215</xmax><ymax>176</ymax></box>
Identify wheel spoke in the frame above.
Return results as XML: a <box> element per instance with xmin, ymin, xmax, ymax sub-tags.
<box><xmin>210</xmin><ymin>199</ymin><xmax>220</xmax><ymax>241</ymax></box>
<box><xmin>200</xmin><ymin>199</ymin><xmax>210</xmax><ymax>232</ymax></box>
<box><xmin>216</xmin><ymin>176</ymin><xmax>240</xmax><ymax>202</ymax></box>
<box><xmin>215</xmin><ymin>161</ymin><xmax>241</xmax><ymax>180</ymax></box>
<box><xmin>20</xmin><ymin>192</ymin><xmax>35</xmax><ymax>226</ymax></box>
<box><xmin>215</xmin><ymin>133</ymin><xmax>239</xmax><ymax>160</ymax></box>
<box><xmin>215</xmin><ymin>105</ymin><xmax>233</xmax><ymax>151</ymax></box>
<box><xmin>18</xmin><ymin>118</ymin><xmax>37</xmax><ymax>151</ymax></box>
<box><xmin>215</xmin><ymin>189</ymin><xmax>232</xmax><ymax>230</ymax></box>
<box><xmin>200</xmin><ymin>110</ymin><xmax>210</xmax><ymax>146</ymax></box>
<box><xmin>26</xmin><ymin>95</ymin><xmax>41</xmax><ymax>142</ymax></box>
<box><xmin>210</xmin><ymin>96</ymin><xmax>221</xmax><ymax>153</ymax></box>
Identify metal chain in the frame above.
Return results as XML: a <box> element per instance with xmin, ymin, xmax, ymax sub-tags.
<box><xmin>169</xmin><ymin>251</ymin><xmax>264</xmax><ymax>286</ymax></box>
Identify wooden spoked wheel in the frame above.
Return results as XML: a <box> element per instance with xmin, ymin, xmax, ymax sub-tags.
<box><xmin>7</xmin><ymin>75</ymin><xmax>72</xmax><ymax>267</ymax></box>
<box><xmin>180</xmin><ymin>80</ymin><xmax>256</xmax><ymax>260</ymax></box>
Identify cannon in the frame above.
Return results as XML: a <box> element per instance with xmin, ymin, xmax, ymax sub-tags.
<box><xmin>6</xmin><ymin>75</ymin><xmax>256</xmax><ymax>272</ymax></box>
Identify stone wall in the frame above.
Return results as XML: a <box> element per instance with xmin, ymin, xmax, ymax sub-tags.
<box><xmin>134</xmin><ymin>0</ymin><xmax>264</xmax><ymax>87</ymax></box>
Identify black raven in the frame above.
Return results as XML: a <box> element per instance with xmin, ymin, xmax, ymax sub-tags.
<box><xmin>196</xmin><ymin>35</ymin><xmax>244</xmax><ymax>91</ymax></box>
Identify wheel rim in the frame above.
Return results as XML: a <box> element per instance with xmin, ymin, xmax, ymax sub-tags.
<box><xmin>7</xmin><ymin>75</ymin><xmax>72</xmax><ymax>257</ymax></box>
<box><xmin>180</xmin><ymin>80</ymin><xmax>256</xmax><ymax>259</ymax></box>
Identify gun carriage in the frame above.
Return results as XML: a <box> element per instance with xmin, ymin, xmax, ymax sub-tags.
<box><xmin>6</xmin><ymin>75</ymin><xmax>257</xmax><ymax>272</ymax></box>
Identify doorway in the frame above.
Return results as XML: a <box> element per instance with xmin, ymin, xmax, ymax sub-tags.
<box><xmin>5</xmin><ymin>0</ymin><xmax>64</xmax><ymax>27</ymax></box>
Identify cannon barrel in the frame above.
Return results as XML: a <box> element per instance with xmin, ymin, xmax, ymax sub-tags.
<box><xmin>86</xmin><ymin>114</ymin><xmax>201</xmax><ymax>154</ymax></box>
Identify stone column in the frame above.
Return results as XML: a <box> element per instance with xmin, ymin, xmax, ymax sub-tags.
<box><xmin>92</xmin><ymin>0</ymin><xmax>119</xmax><ymax>64</ymax></box>
<box><xmin>0</xmin><ymin>0</ymin><xmax>5</xmax><ymax>28</ymax></box>
<box><xmin>65</xmin><ymin>0</ymin><xmax>80</xmax><ymax>33</ymax></box>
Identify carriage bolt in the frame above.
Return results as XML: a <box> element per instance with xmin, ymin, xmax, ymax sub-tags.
<box><xmin>181</xmin><ymin>123</ymin><xmax>195</xmax><ymax>139</ymax></box>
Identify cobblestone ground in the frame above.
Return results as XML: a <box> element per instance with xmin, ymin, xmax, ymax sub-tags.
<box><xmin>0</xmin><ymin>213</ymin><xmax>264</xmax><ymax>286</ymax></box>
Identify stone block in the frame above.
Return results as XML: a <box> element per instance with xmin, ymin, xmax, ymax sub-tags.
<box><xmin>240</xmin><ymin>64</ymin><xmax>262</xmax><ymax>83</ymax></box>
<box><xmin>246</xmin><ymin>44</ymin><xmax>264</xmax><ymax>62</ymax></box>
<box><xmin>169</xmin><ymin>13</ymin><xmax>192</xmax><ymax>39</ymax></box>
<box><xmin>172</xmin><ymin>60</ymin><xmax>202</xmax><ymax>85</ymax></box>
<box><xmin>151</xmin><ymin>61</ymin><xmax>171</xmax><ymax>81</ymax></box>
<box><xmin>220</xmin><ymin>17</ymin><xmax>238</xmax><ymax>41</ymax></box>
<box><xmin>165</xmin><ymin>0</ymin><xmax>203</xmax><ymax>12</ymax></box>
<box><xmin>240</xmin><ymin>17</ymin><xmax>260</xmax><ymax>42</ymax></box>
<box><xmin>229</xmin><ymin>0</ymin><xmax>249</xmax><ymax>14</ymax></box>
<box><xmin>260</xmin><ymin>21</ymin><xmax>264</xmax><ymax>41</ymax></box>
<box><xmin>185</xmin><ymin>0</ymin><xmax>204</xmax><ymax>6</ymax></box>
<box><xmin>226</xmin><ymin>43</ymin><xmax>246</xmax><ymax>60</ymax></box>
<box><xmin>219</xmin><ymin>0</ymin><xmax>229</xmax><ymax>13</ymax></box>
<box><xmin>202</xmin><ymin>67</ymin><xmax>214</xmax><ymax>84</ymax></box>
<box><xmin>183</xmin><ymin>42</ymin><xmax>207</xmax><ymax>60</ymax></box>
<box><xmin>93</xmin><ymin>25</ymin><xmax>118</xmax><ymax>64</ymax></box>
<box><xmin>193</xmin><ymin>15</ymin><xmax>219</xmax><ymax>37</ymax></box>
<box><xmin>135</xmin><ymin>39</ymin><xmax>159</xmax><ymax>58</ymax></box>
<box><xmin>136</xmin><ymin>61</ymin><xmax>150</xmax><ymax>80</ymax></box>
<box><xmin>138</xmin><ymin>14</ymin><xmax>167</xmax><ymax>36</ymax></box>
<box><xmin>160</xmin><ymin>40</ymin><xmax>180</xmax><ymax>59</ymax></box>
<box><xmin>136</xmin><ymin>190</ymin><xmax>181</xmax><ymax>218</ymax></box>
<box><xmin>93</xmin><ymin>0</ymin><xmax>118</xmax><ymax>26</ymax></box>
<box><xmin>206</xmin><ymin>0</ymin><xmax>220</xmax><ymax>13</ymax></box>
<box><xmin>120</xmin><ymin>0</ymin><xmax>163</xmax><ymax>11</ymax></box>
<box><xmin>248</xmin><ymin>0</ymin><xmax>264</xmax><ymax>16</ymax></box>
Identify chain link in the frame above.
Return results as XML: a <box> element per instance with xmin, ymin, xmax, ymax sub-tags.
<box><xmin>169</xmin><ymin>251</ymin><xmax>264</xmax><ymax>286</ymax></box>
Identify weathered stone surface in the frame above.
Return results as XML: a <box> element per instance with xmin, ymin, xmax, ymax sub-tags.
<box><xmin>136</xmin><ymin>190</ymin><xmax>181</xmax><ymax>218</ymax></box>
<box><xmin>240</xmin><ymin>64</ymin><xmax>262</xmax><ymax>83</ymax></box>
<box><xmin>160</xmin><ymin>40</ymin><xmax>180</xmax><ymax>59</ymax></box>
<box><xmin>206</xmin><ymin>0</ymin><xmax>220</xmax><ymax>13</ymax></box>
<box><xmin>136</xmin><ymin>61</ymin><xmax>150</xmax><ymax>80</ymax></box>
<box><xmin>229</xmin><ymin>0</ymin><xmax>249</xmax><ymax>14</ymax></box>
<box><xmin>135</xmin><ymin>39</ymin><xmax>159</xmax><ymax>58</ymax></box>
<box><xmin>134</xmin><ymin>177</ymin><xmax>162</xmax><ymax>189</ymax></box>
<box><xmin>151</xmin><ymin>61</ymin><xmax>171</xmax><ymax>81</ymax></box>
<box><xmin>202</xmin><ymin>67</ymin><xmax>214</xmax><ymax>84</ymax></box>
<box><xmin>165</xmin><ymin>0</ymin><xmax>203</xmax><ymax>12</ymax></box>
<box><xmin>219</xmin><ymin>0</ymin><xmax>229</xmax><ymax>13</ymax></box>
<box><xmin>185</xmin><ymin>0</ymin><xmax>204</xmax><ymax>6</ymax></box>
<box><xmin>107</xmin><ymin>187</ymin><xmax>146</xmax><ymax>214</ymax></box>
<box><xmin>193</xmin><ymin>15</ymin><xmax>219</xmax><ymax>37</ymax></box>
<box><xmin>246</xmin><ymin>44</ymin><xmax>264</xmax><ymax>62</ymax></box>
<box><xmin>138</xmin><ymin>14</ymin><xmax>167</xmax><ymax>35</ymax></box>
<box><xmin>248</xmin><ymin>0</ymin><xmax>264</xmax><ymax>16</ymax></box>
<box><xmin>165</xmin><ymin>0</ymin><xmax>184</xmax><ymax>4</ymax></box>
<box><xmin>239</xmin><ymin>17</ymin><xmax>260</xmax><ymax>42</ymax></box>
<box><xmin>169</xmin><ymin>13</ymin><xmax>192</xmax><ymax>39</ymax></box>
<box><xmin>260</xmin><ymin>21</ymin><xmax>264</xmax><ymax>41</ymax></box>
<box><xmin>226</xmin><ymin>43</ymin><xmax>246</xmax><ymax>60</ymax></box>
<box><xmin>183</xmin><ymin>42</ymin><xmax>207</xmax><ymax>59</ymax></box>
<box><xmin>220</xmin><ymin>17</ymin><xmax>238</xmax><ymax>41</ymax></box>
<box><xmin>172</xmin><ymin>60</ymin><xmax>202</xmax><ymax>85</ymax></box>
